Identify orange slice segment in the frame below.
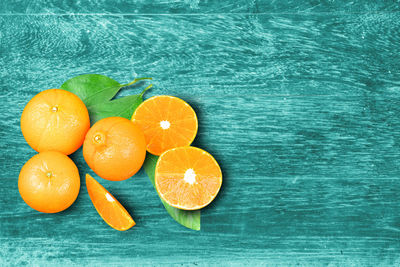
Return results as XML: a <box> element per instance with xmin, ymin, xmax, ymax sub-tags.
<box><xmin>131</xmin><ymin>95</ymin><xmax>198</xmax><ymax>156</ymax></box>
<box><xmin>86</xmin><ymin>174</ymin><xmax>135</xmax><ymax>231</ymax></box>
<box><xmin>155</xmin><ymin>147</ymin><xmax>222</xmax><ymax>210</ymax></box>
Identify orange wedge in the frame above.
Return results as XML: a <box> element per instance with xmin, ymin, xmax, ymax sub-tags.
<box><xmin>131</xmin><ymin>95</ymin><xmax>198</xmax><ymax>156</ymax></box>
<box><xmin>155</xmin><ymin>146</ymin><xmax>222</xmax><ymax>210</ymax></box>
<box><xmin>86</xmin><ymin>174</ymin><xmax>135</xmax><ymax>231</ymax></box>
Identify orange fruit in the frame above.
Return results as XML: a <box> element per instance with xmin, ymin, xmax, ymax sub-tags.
<box><xmin>86</xmin><ymin>174</ymin><xmax>135</xmax><ymax>231</ymax></box>
<box><xmin>131</xmin><ymin>95</ymin><xmax>198</xmax><ymax>156</ymax></box>
<box><xmin>21</xmin><ymin>89</ymin><xmax>90</xmax><ymax>155</ymax></box>
<box><xmin>18</xmin><ymin>151</ymin><xmax>80</xmax><ymax>213</ymax></box>
<box><xmin>155</xmin><ymin>146</ymin><xmax>222</xmax><ymax>210</ymax></box>
<box><xmin>83</xmin><ymin>117</ymin><xmax>146</xmax><ymax>181</ymax></box>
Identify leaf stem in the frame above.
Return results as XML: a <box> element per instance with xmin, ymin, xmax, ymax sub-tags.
<box><xmin>140</xmin><ymin>84</ymin><xmax>153</xmax><ymax>97</ymax></box>
<box><xmin>121</xmin><ymin>77</ymin><xmax>153</xmax><ymax>88</ymax></box>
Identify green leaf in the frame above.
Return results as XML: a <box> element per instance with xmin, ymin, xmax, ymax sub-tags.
<box><xmin>88</xmin><ymin>84</ymin><xmax>153</xmax><ymax>124</ymax></box>
<box><xmin>60</xmin><ymin>74</ymin><xmax>151</xmax><ymax>108</ymax></box>
<box><xmin>143</xmin><ymin>154</ymin><xmax>201</xmax><ymax>231</ymax></box>
<box><xmin>60</xmin><ymin>74</ymin><xmax>122</xmax><ymax>107</ymax></box>
<box><xmin>88</xmin><ymin>95</ymin><xmax>142</xmax><ymax>123</ymax></box>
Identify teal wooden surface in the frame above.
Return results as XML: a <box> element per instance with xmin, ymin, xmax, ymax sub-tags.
<box><xmin>1</xmin><ymin>1</ymin><xmax>400</xmax><ymax>265</ymax></box>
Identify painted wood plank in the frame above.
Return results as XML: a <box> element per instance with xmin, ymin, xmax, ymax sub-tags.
<box><xmin>0</xmin><ymin>0</ymin><xmax>399</xmax><ymax>14</ymax></box>
<box><xmin>3</xmin><ymin>95</ymin><xmax>400</xmax><ymax>180</ymax></box>
<box><xmin>5</xmin><ymin>94</ymin><xmax>400</xmax><ymax>178</ymax></box>
<box><xmin>1</xmin><ymin>176</ymin><xmax>399</xmax><ymax>265</ymax></box>
<box><xmin>0</xmin><ymin>14</ymin><xmax>399</xmax><ymax>98</ymax></box>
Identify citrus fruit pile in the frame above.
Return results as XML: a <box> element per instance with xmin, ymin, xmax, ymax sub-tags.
<box><xmin>19</xmin><ymin>81</ymin><xmax>222</xmax><ymax>231</ymax></box>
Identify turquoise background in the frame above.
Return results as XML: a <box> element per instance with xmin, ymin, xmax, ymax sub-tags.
<box><xmin>1</xmin><ymin>1</ymin><xmax>400</xmax><ymax>265</ymax></box>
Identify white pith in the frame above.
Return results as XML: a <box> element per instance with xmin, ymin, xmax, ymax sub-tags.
<box><xmin>160</xmin><ymin>120</ymin><xmax>170</xmax><ymax>129</ymax></box>
<box><xmin>105</xmin><ymin>193</ymin><xmax>115</xmax><ymax>202</ymax></box>
<box><xmin>184</xmin><ymin>168</ymin><xmax>196</xmax><ymax>184</ymax></box>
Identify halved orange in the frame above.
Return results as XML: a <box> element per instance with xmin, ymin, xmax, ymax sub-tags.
<box><xmin>86</xmin><ymin>174</ymin><xmax>135</xmax><ymax>231</ymax></box>
<box><xmin>131</xmin><ymin>95</ymin><xmax>198</xmax><ymax>156</ymax></box>
<box><xmin>155</xmin><ymin>146</ymin><xmax>222</xmax><ymax>210</ymax></box>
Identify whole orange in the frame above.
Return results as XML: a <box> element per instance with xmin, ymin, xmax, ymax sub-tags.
<box><xmin>21</xmin><ymin>89</ymin><xmax>90</xmax><ymax>155</ymax></box>
<box><xmin>18</xmin><ymin>151</ymin><xmax>81</xmax><ymax>213</ymax></box>
<box><xmin>83</xmin><ymin>117</ymin><xmax>146</xmax><ymax>181</ymax></box>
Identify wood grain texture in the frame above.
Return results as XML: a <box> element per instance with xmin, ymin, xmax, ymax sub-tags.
<box><xmin>0</xmin><ymin>14</ymin><xmax>399</xmax><ymax>98</ymax></box>
<box><xmin>1</xmin><ymin>2</ymin><xmax>400</xmax><ymax>266</ymax></box>
<box><xmin>1</xmin><ymin>0</ymin><xmax>399</xmax><ymax>14</ymax></box>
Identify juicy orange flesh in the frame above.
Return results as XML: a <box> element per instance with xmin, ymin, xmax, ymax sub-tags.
<box><xmin>155</xmin><ymin>147</ymin><xmax>222</xmax><ymax>210</ymax></box>
<box><xmin>132</xmin><ymin>95</ymin><xmax>198</xmax><ymax>156</ymax></box>
<box><xmin>86</xmin><ymin>174</ymin><xmax>135</xmax><ymax>231</ymax></box>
